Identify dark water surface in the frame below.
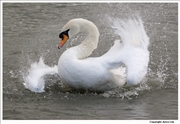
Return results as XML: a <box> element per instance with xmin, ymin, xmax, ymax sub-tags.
<box><xmin>2</xmin><ymin>3</ymin><xmax>178</xmax><ymax>120</ymax></box>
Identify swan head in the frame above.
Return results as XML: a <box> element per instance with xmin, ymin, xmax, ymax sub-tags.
<box><xmin>58</xmin><ymin>29</ymin><xmax>70</xmax><ymax>49</ymax></box>
<box><xmin>58</xmin><ymin>19</ymin><xmax>81</xmax><ymax>49</ymax></box>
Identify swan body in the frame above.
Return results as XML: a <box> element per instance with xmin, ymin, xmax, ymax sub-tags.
<box><xmin>58</xmin><ymin>18</ymin><xmax>149</xmax><ymax>91</ymax></box>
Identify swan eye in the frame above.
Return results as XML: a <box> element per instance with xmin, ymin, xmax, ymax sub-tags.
<box><xmin>59</xmin><ymin>29</ymin><xmax>70</xmax><ymax>39</ymax></box>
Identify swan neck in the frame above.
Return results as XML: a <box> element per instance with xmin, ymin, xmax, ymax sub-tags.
<box><xmin>74</xmin><ymin>20</ymin><xmax>99</xmax><ymax>59</ymax></box>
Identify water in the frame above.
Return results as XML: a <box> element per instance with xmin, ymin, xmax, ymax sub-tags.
<box><xmin>2</xmin><ymin>3</ymin><xmax>178</xmax><ymax>120</ymax></box>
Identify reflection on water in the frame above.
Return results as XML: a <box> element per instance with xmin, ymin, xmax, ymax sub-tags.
<box><xmin>3</xmin><ymin>3</ymin><xmax>178</xmax><ymax>120</ymax></box>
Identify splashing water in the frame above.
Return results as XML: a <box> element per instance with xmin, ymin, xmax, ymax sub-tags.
<box><xmin>22</xmin><ymin>16</ymin><xmax>175</xmax><ymax>99</ymax></box>
<box><xmin>23</xmin><ymin>57</ymin><xmax>58</xmax><ymax>93</ymax></box>
<box><xmin>22</xmin><ymin>17</ymin><xmax>151</xmax><ymax>98</ymax></box>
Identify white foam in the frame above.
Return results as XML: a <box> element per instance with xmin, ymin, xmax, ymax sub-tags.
<box><xmin>23</xmin><ymin>57</ymin><xmax>58</xmax><ymax>93</ymax></box>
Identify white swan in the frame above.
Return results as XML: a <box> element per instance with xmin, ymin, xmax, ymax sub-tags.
<box><xmin>58</xmin><ymin>18</ymin><xmax>149</xmax><ymax>91</ymax></box>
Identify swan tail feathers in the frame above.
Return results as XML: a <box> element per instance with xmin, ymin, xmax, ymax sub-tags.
<box><xmin>112</xmin><ymin>17</ymin><xmax>149</xmax><ymax>48</ymax></box>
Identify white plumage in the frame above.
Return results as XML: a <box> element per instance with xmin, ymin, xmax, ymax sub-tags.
<box><xmin>58</xmin><ymin>18</ymin><xmax>149</xmax><ymax>91</ymax></box>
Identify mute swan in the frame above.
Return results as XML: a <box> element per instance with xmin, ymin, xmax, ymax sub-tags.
<box><xmin>58</xmin><ymin>18</ymin><xmax>149</xmax><ymax>91</ymax></box>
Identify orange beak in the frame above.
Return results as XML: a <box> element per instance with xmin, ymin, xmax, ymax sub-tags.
<box><xmin>58</xmin><ymin>34</ymin><xmax>69</xmax><ymax>49</ymax></box>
